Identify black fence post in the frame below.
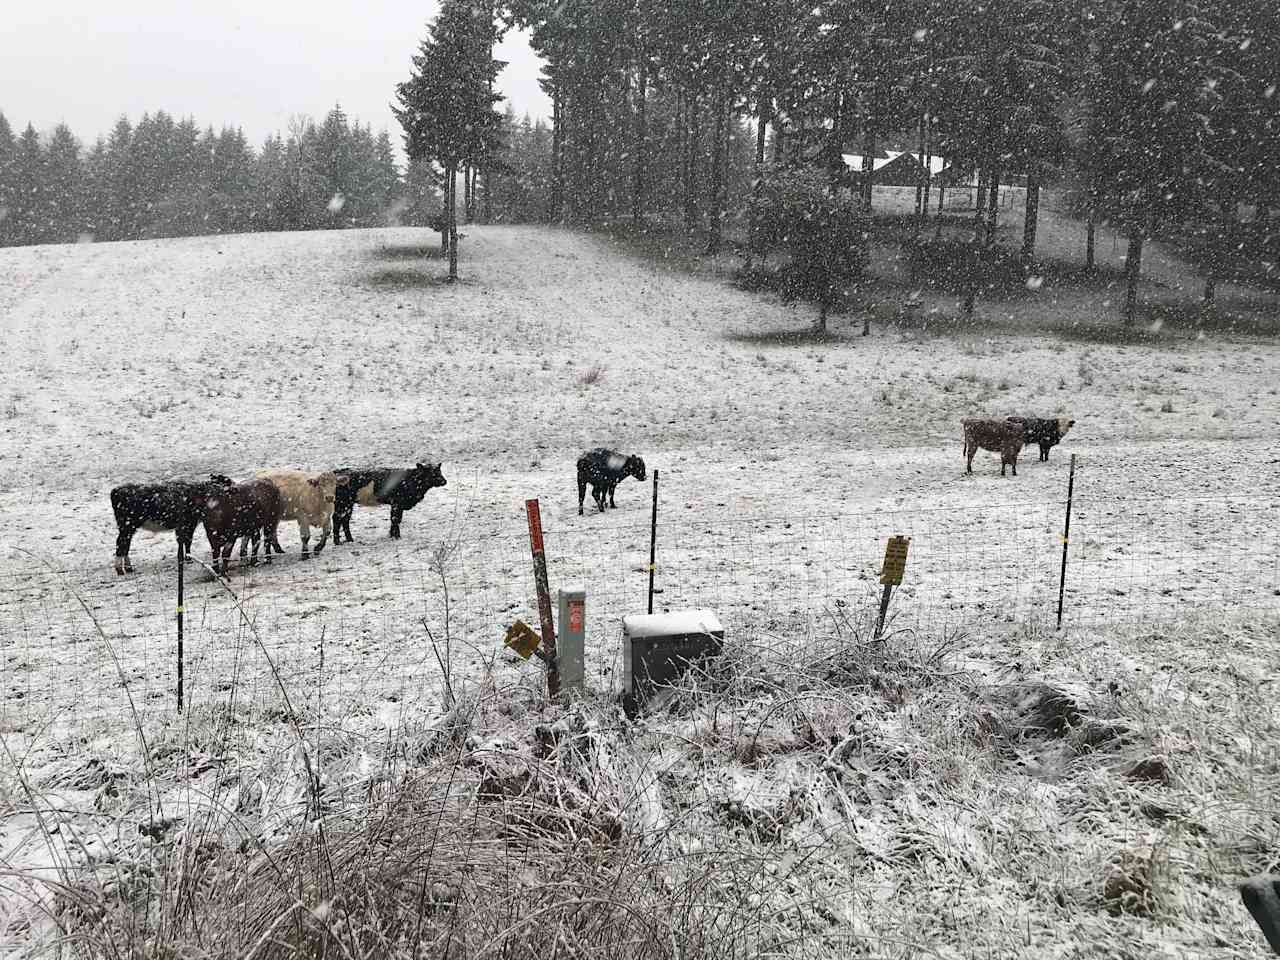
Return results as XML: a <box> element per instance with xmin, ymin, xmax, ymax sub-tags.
<box><xmin>648</xmin><ymin>470</ymin><xmax>659</xmax><ymax>615</ymax></box>
<box><xmin>177</xmin><ymin>541</ymin><xmax>185</xmax><ymax>714</ymax></box>
<box><xmin>1056</xmin><ymin>454</ymin><xmax>1077</xmax><ymax>631</ymax></box>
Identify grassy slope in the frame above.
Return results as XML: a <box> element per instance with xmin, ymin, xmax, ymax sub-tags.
<box><xmin>0</xmin><ymin>222</ymin><xmax>1277</xmax><ymax>956</ymax></box>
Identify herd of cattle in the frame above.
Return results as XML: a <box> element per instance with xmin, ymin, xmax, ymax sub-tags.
<box><xmin>109</xmin><ymin>448</ymin><xmax>649</xmax><ymax>576</ymax></box>
<box><xmin>108</xmin><ymin>419</ymin><xmax>1067</xmax><ymax>576</ymax></box>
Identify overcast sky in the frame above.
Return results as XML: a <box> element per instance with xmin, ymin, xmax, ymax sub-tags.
<box><xmin>1</xmin><ymin>1</ymin><xmax>551</xmax><ymax>158</ymax></box>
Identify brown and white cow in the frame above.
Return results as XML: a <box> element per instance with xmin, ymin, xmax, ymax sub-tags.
<box><xmin>962</xmin><ymin>417</ymin><xmax>1025</xmax><ymax>476</ymax></box>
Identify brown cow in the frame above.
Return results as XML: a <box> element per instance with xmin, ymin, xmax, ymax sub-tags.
<box><xmin>203</xmin><ymin>479</ymin><xmax>284</xmax><ymax>575</ymax></box>
<box><xmin>962</xmin><ymin>417</ymin><xmax>1025</xmax><ymax>476</ymax></box>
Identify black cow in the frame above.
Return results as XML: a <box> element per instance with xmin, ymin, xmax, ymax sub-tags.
<box><xmin>577</xmin><ymin>448</ymin><xmax>646</xmax><ymax>515</ymax></box>
<box><xmin>1010</xmin><ymin>416</ymin><xmax>1075</xmax><ymax>462</ymax></box>
<box><xmin>110</xmin><ymin>474</ymin><xmax>233</xmax><ymax>574</ymax></box>
<box><xmin>331</xmin><ymin>462</ymin><xmax>447</xmax><ymax>542</ymax></box>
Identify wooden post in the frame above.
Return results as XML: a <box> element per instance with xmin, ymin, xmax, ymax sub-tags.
<box><xmin>176</xmin><ymin>540</ymin><xmax>185</xmax><ymax>714</ymax></box>
<box><xmin>873</xmin><ymin>583</ymin><xmax>894</xmax><ymax>640</ymax></box>
<box><xmin>525</xmin><ymin>499</ymin><xmax>560</xmax><ymax>697</ymax></box>
<box><xmin>1056</xmin><ymin>454</ymin><xmax>1077</xmax><ymax>631</ymax></box>
<box><xmin>647</xmin><ymin>470</ymin><xmax>659</xmax><ymax>614</ymax></box>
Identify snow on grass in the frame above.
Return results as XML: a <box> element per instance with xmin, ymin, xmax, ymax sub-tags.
<box><xmin>0</xmin><ymin>224</ymin><xmax>1277</xmax><ymax>955</ymax></box>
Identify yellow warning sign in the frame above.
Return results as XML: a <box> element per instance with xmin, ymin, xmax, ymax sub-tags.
<box><xmin>879</xmin><ymin>536</ymin><xmax>911</xmax><ymax>586</ymax></box>
<box><xmin>504</xmin><ymin>619</ymin><xmax>542</xmax><ymax>660</ymax></box>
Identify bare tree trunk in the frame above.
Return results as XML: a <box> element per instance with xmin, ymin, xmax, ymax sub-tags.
<box><xmin>861</xmin><ymin>127</ymin><xmax>875</xmax><ymax>211</ymax></box>
<box><xmin>964</xmin><ymin>162</ymin><xmax>990</xmax><ymax>318</ymax></box>
<box><xmin>706</xmin><ymin>81</ymin><xmax>726</xmax><ymax>254</ymax></box>
<box><xmin>1085</xmin><ymin>217</ymin><xmax>1095</xmax><ymax>270</ymax></box>
<box><xmin>914</xmin><ymin>117</ymin><xmax>926</xmax><ymax>216</ymax></box>
<box><xmin>772</xmin><ymin>119</ymin><xmax>785</xmax><ymax>163</ymax></box>
<box><xmin>447</xmin><ymin>164</ymin><xmax>459</xmax><ymax>281</ymax></box>
<box><xmin>1123</xmin><ymin>223</ymin><xmax>1145</xmax><ymax>325</ymax></box>
<box><xmin>972</xmin><ymin>167</ymin><xmax>987</xmax><ymax>245</ymax></box>
<box><xmin>463</xmin><ymin>166</ymin><xmax>473</xmax><ymax>224</ymax></box>
<box><xmin>1021</xmin><ymin>167</ymin><xmax>1040</xmax><ymax>260</ymax></box>
<box><xmin>935</xmin><ymin>183</ymin><xmax>946</xmax><ymax>237</ymax></box>
<box><xmin>920</xmin><ymin>124</ymin><xmax>932</xmax><ymax>230</ymax></box>
<box><xmin>1203</xmin><ymin>202</ymin><xmax>1230</xmax><ymax>318</ymax></box>
<box><xmin>685</xmin><ymin>94</ymin><xmax>701</xmax><ymax>233</ymax></box>
<box><xmin>678</xmin><ymin>91</ymin><xmax>688</xmax><ymax>229</ymax></box>
<box><xmin>551</xmin><ymin>92</ymin><xmax>563</xmax><ymax>221</ymax></box>
<box><xmin>986</xmin><ymin>165</ymin><xmax>1000</xmax><ymax>241</ymax></box>
<box><xmin>632</xmin><ymin>58</ymin><xmax>647</xmax><ymax>225</ymax></box>
<box><xmin>747</xmin><ymin>111</ymin><xmax>768</xmax><ymax>270</ymax></box>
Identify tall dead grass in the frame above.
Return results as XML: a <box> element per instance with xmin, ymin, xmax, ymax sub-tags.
<box><xmin>5</xmin><ymin>607</ymin><xmax>1278</xmax><ymax>957</ymax></box>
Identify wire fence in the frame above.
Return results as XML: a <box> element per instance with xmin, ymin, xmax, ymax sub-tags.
<box><xmin>1</xmin><ymin>465</ymin><xmax>1277</xmax><ymax>734</ymax></box>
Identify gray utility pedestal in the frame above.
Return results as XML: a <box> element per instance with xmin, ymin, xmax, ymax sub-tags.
<box><xmin>621</xmin><ymin>609</ymin><xmax>724</xmax><ymax>714</ymax></box>
<box><xmin>557</xmin><ymin>587</ymin><xmax>586</xmax><ymax>691</ymax></box>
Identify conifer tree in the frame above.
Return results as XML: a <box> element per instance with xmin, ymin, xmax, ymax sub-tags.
<box><xmin>395</xmin><ymin>0</ymin><xmax>504</xmax><ymax>279</ymax></box>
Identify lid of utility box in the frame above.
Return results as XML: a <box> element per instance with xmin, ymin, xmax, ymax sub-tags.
<box><xmin>623</xmin><ymin>610</ymin><xmax>723</xmax><ymax>639</ymax></box>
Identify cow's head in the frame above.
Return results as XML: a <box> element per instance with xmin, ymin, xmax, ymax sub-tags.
<box><xmin>626</xmin><ymin>455</ymin><xmax>647</xmax><ymax>482</ymax></box>
<box><xmin>307</xmin><ymin>472</ymin><xmax>342</xmax><ymax>504</ymax></box>
<box><xmin>414</xmin><ymin>462</ymin><xmax>447</xmax><ymax>490</ymax></box>
<box><xmin>1058</xmin><ymin>417</ymin><xmax>1075</xmax><ymax>436</ymax></box>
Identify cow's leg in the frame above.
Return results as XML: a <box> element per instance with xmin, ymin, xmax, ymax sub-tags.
<box><xmin>1011</xmin><ymin>458</ymin><xmax>1018</xmax><ymax>477</ymax></box>
<box><xmin>390</xmin><ymin>506</ymin><xmax>403</xmax><ymax>539</ymax></box>
<box><xmin>115</xmin><ymin>525</ymin><xmax>136</xmax><ymax>575</ymax></box>
<box><xmin>339</xmin><ymin>508</ymin><xmax>353</xmax><ymax>543</ymax></box>
<box><xmin>299</xmin><ymin>520</ymin><xmax>312</xmax><ymax>559</ymax></box>
<box><xmin>609</xmin><ymin>482</ymin><xmax>617</xmax><ymax>508</ymax></box>
<box><xmin>1041</xmin><ymin>442</ymin><xmax>1050</xmax><ymax>462</ymax></box>
<box><xmin>578</xmin><ymin>477</ymin><xmax>587</xmax><ymax>516</ymax></box>
<box><xmin>263</xmin><ymin>524</ymin><xmax>277</xmax><ymax>563</ymax></box>
<box><xmin>965</xmin><ymin>444</ymin><xmax>974</xmax><ymax>475</ymax></box>
<box><xmin>314</xmin><ymin>518</ymin><xmax>330</xmax><ymax>555</ymax></box>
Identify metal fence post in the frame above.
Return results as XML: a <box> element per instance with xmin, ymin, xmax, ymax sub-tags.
<box><xmin>648</xmin><ymin>470</ymin><xmax>659</xmax><ymax>614</ymax></box>
<box><xmin>1056</xmin><ymin>454</ymin><xmax>1077</xmax><ymax>631</ymax></box>
<box><xmin>177</xmin><ymin>541</ymin><xmax>185</xmax><ymax>714</ymax></box>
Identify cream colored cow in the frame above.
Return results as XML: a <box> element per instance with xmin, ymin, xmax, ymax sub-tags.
<box><xmin>255</xmin><ymin>469</ymin><xmax>342</xmax><ymax>558</ymax></box>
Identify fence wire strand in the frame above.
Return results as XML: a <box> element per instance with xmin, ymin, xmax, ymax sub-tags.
<box><xmin>0</xmin><ymin>465</ymin><xmax>1276</xmax><ymax>732</ymax></box>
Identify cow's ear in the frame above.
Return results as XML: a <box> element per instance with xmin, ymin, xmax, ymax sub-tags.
<box><xmin>435</xmin><ymin>462</ymin><xmax>442</xmax><ymax>471</ymax></box>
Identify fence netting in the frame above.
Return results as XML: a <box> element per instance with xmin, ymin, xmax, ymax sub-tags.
<box><xmin>1</xmin><ymin>468</ymin><xmax>1276</xmax><ymax>733</ymax></box>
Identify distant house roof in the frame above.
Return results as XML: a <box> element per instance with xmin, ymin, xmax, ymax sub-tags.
<box><xmin>842</xmin><ymin>150</ymin><xmax>955</xmax><ymax>185</ymax></box>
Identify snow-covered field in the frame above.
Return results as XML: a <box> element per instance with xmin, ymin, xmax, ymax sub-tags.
<box><xmin>1</xmin><ymin>223</ymin><xmax>1278</xmax><ymax>955</ymax></box>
